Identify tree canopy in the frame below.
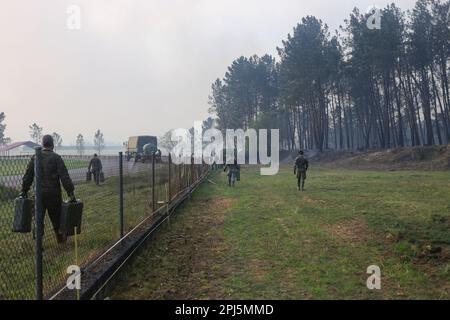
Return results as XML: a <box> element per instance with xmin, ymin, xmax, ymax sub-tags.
<box><xmin>209</xmin><ymin>0</ymin><xmax>450</xmax><ymax>151</ymax></box>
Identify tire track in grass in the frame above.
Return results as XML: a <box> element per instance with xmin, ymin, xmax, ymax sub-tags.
<box><xmin>110</xmin><ymin>186</ymin><xmax>234</xmax><ymax>299</ymax></box>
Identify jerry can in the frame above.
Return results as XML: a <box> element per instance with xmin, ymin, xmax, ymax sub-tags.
<box><xmin>12</xmin><ymin>197</ymin><xmax>34</xmax><ymax>233</ymax></box>
<box><xmin>100</xmin><ymin>171</ymin><xmax>105</xmax><ymax>183</ymax></box>
<box><xmin>86</xmin><ymin>171</ymin><xmax>92</xmax><ymax>182</ymax></box>
<box><xmin>59</xmin><ymin>200</ymin><xmax>84</xmax><ymax>236</ymax></box>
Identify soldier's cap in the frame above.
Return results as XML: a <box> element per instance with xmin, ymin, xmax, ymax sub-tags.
<box><xmin>42</xmin><ymin>135</ymin><xmax>54</xmax><ymax>148</ymax></box>
<box><xmin>299</xmin><ymin>150</ymin><xmax>304</xmax><ymax>155</ymax></box>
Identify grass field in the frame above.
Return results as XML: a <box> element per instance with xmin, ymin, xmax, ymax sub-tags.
<box><xmin>0</xmin><ymin>158</ymin><xmax>88</xmax><ymax>176</ymax></box>
<box><xmin>0</xmin><ymin>167</ymin><xmax>171</xmax><ymax>299</ymax></box>
<box><xmin>111</xmin><ymin>165</ymin><xmax>450</xmax><ymax>300</ymax></box>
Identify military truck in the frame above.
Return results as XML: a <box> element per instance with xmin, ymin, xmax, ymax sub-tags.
<box><xmin>126</xmin><ymin>136</ymin><xmax>161</xmax><ymax>163</ymax></box>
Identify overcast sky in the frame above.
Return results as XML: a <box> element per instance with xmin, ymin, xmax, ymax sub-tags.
<box><xmin>0</xmin><ymin>0</ymin><xmax>416</xmax><ymax>145</ymax></box>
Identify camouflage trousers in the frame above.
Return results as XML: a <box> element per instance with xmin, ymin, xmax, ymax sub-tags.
<box><xmin>42</xmin><ymin>192</ymin><xmax>63</xmax><ymax>235</ymax></box>
<box><xmin>92</xmin><ymin>169</ymin><xmax>101</xmax><ymax>185</ymax></box>
<box><xmin>297</xmin><ymin>170</ymin><xmax>307</xmax><ymax>190</ymax></box>
<box><xmin>228</xmin><ymin>172</ymin><xmax>237</xmax><ymax>187</ymax></box>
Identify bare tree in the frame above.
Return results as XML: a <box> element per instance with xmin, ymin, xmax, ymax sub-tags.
<box><xmin>159</xmin><ymin>129</ymin><xmax>178</xmax><ymax>152</ymax></box>
<box><xmin>76</xmin><ymin>134</ymin><xmax>85</xmax><ymax>156</ymax></box>
<box><xmin>94</xmin><ymin>129</ymin><xmax>105</xmax><ymax>155</ymax></box>
<box><xmin>29</xmin><ymin>123</ymin><xmax>43</xmax><ymax>144</ymax></box>
<box><xmin>0</xmin><ymin>112</ymin><xmax>11</xmax><ymax>146</ymax></box>
<box><xmin>52</xmin><ymin>132</ymin><xmax>63</xmax><ymax>150</ymax></box>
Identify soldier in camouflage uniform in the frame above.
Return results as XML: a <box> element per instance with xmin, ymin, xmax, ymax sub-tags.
<box><xmin>224</xmin><ymin>159</ymin><xmax>240</xmax><ymax>187</ymax></box>
<box><xmin>20</xmin><ymin>135</ymin><xmax>76</xmax><ymax>243</ymax></box>
<box><xmin>294</xmin><ymin>150</ymin><xmax>309</xmax><ymax>191</ymax></box>
<box><xmin>88</xmin><ymin>154</ymin><xmax>103</xmax><ymax>185</ymax></box>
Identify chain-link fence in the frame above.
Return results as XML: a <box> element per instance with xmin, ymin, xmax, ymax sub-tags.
<box><xmin>0</xmin><ymin>151</ymin><xmax>209</xmax><ymax>300</ymax></box>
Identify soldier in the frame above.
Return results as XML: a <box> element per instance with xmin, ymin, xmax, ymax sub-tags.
<box><xmin>20</xmin><ymin>135</ymin><xmax>76</xmax><ymax>243</ymax></box>
<box><xmin>224</xmin><ymin>159</ymin><xmax>240</xmax><ymax>187</ymax></box>
<box><xmin>88</xmin><ymin>154</ymin><xmax>103</xmax><ymax>185</ymax></box>
<box><xmin>294</xmin><ymin>150</ymin><xmax>309</xmax><ymax>191</ymax></box>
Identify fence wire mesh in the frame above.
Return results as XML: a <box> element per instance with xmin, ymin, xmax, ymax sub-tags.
<box><xmin>0</xmin><ymin>152</ymin><xmax>210</xmax><ymax>300</ymax></box>
<box><xmin>0</xmin><ymin>156</ymin><xmax>36</xmax><ymax>299</ymax></box>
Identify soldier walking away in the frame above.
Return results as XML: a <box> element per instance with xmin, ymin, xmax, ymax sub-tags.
<box><xmin>20</xmin><ymin>135</ymin><xmax>76</xmax><ymax>243</ymax></box>
<box><xmin>294</xmin><ymin>150</ymin><xmax>309</xmax><ymax>191</ymax></box>
<box><xmin>224</xmin><ymin>159</ymin><xmax>240</xmax><ymax>187</ymax></box>
<box><xmin>88</xmin><ymin>154</ymin><xmax>103</xmax><ymax>185</ymax></box>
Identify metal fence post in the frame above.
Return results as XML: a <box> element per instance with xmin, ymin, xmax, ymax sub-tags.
<box><xmin>184</xmin><ymin>163</ymin><xmax>187</xmax><ymax>190</ymax></box>
<box><xmin>152</xmin><ymin>152</ymin><xmax>156</xmax><ymax>212</ymax></box>
<box><xmin>119</xmin><ymin>152</ymin><xmax>124</xmax><ymax>239</ymax></box>
<box><xmin>192</xmin><ymin>155</ymin><xmax>196</xmax><ymax>184</ymax></box>
<box><xmin>178</xmin><ymin>161</ymin><xmax>182</xmax><ymax>194</ymax></box>
<box><xmin>168</xmin><ymin>154</ymin><xmax>172</xmax><ymax>202</ymax></box>
<box><xmin>34</xmin><ymin>146</ymin><xmax>43</xmax><ymax>300</ymax></box>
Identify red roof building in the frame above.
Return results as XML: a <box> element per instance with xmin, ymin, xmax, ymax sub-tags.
<box><xmin>0</xmin><ymin>141</ymin><xmax>40</xmax><ymax>156</ymax></box>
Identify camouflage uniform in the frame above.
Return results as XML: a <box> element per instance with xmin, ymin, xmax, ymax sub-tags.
<box><xmin>88</xmin><ymin>156</ymin><xmax>103</xmax><ymax>185</ymax></box>
<box><xmin>294</xmin><ymin>155</ymin><xmax>309</xmax><ymax>191</ymax></box>
<box><xmin>21</xmin><ymin>148</ymin><xmax>75</xmax><ymax>240</ymax></box>
<box><xmin>224</xmin><ymin>163</ymin><xmax>240</xmax><ymax>187</ymax></box>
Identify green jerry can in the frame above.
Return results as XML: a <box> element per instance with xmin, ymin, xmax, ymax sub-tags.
<box><xmin>99</xmin><ymin>171</ymin><xmax>105</xmax><ymax>183</ymax></box>
<box><xmin>86</xmin><ymin>171</ymin><xmax>92</xmax><ymax>182</ymax></box>
<box><xmin>12</xmin><ymin>197</ymin><xmax>34</xmax><ymax>233</ymax></box>
<box><xmin>59</xmin><ymin>200</ymin><xmax>84</xmax><ymax>236</ymax></box>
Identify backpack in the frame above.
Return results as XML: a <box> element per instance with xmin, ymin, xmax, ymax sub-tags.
<box><xmin>296</xmin><ymin>157</ymin><xmax>308</xmax><ymax>171</ymax></box>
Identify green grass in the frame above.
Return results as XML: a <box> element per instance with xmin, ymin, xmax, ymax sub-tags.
<box><xmin>111</xmin><ymin>165</ymin><xmax>450</xmax><ymax>300</ymax></box>
<box><xmin>0</xmin><ymin>167</ymin><xmax>173</xmax><ymax>300</ymax></box>
<box><xmin>0</xmin><ymin>159</ymin><xmax>88</xmax><ymax>176</ymax></box>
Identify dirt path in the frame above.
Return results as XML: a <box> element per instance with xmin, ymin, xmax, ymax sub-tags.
<box><xmin>110</xmin><ymin>195</ymin><xmax>233</xmax><ymax>299</ymax></box>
